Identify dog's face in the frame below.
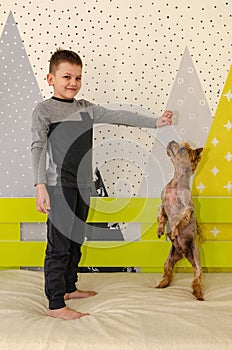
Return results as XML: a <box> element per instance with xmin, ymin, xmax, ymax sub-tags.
<box><xmin>167</xmin><ymin>140</ymin><xmax>203</xmax><ymax>174</ymax></box>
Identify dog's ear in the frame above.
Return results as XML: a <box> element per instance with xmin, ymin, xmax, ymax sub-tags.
<box><xmin>196</xmin><ymin>147</ymin><xmax>203</xmax><ymax>157</ymax></box>
<box><xmin>183</xmin><ymin>141</ymin><xmax>190</xmax><ymax>148</ymax></box>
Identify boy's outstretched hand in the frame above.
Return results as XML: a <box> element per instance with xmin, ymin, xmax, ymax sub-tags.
<box><xmin>156</xmin><ymin>110</ymin><xmax>173</xmax><ymax>128</ymax></box>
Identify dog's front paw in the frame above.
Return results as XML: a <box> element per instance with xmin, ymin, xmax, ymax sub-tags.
<box><xmin>182</xmin><ymin>208</ymin><xmax>192</xmax><ymax>226</ymax></box>
<box><xmin>171</xmin><ymin>227</ymin><xmax>178</xmax><ymax>240</ymax></box>
<box><xmin>157</xmin><ymin>224</ymin><xmax>164</xmax><ymax>238</ymax></box>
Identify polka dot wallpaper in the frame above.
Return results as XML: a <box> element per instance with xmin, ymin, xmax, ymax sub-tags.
<box><xmin>0</xmin><ymin>0</ymin><xmax>231</xmax><ymax>111</ymax></box>
<box><xmin>0</xmin><ymin>11</ymin><xmax>42</xmax><ymax>197</ymax></box>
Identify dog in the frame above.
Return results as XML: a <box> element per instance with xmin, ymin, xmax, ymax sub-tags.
<box><xmin>156</xmin><ymin>140</ymin><xmax>204</xmax><ymax>300</ymax></box>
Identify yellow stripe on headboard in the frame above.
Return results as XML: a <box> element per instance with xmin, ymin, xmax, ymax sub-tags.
<box><xmin>0</xmin><ymin>198</ymin><xmax>45</xmax><ymax>222</ymax></box>
<box><xmin>1</xmin><ymin>196</ymin><xmax>232</xmax><ymax>223</ymax></box>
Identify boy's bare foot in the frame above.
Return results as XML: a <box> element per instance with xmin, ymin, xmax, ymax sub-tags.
<box><xmin>64</xmin><ymin>289</ymin><xmax>97</xmax><ymax>300</ymax></box>
<box><xmin>48</xmin><ymin>306</ymin><xmax>89</xmax><ymax>320</ymax></box>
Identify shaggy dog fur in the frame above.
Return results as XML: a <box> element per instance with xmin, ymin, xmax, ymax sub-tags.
<box><xmin>156</xmin><ymin>140</ymin><xmax>204</xmax><ymax>300</ymax></box>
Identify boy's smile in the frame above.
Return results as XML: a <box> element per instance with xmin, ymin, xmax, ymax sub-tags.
<box><xmin>47</xmin><ymin>61</ymin><xmax>82</xmax><ymax>100</ymax></box>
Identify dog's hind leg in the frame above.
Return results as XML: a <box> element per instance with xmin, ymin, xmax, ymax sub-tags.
<box><xmin>185</xmin><ymin>242</ymin><xmax>204</xmax><ymax>300</ymax></box>
<box><xmin>156</xmin><ymin>245</ymin><xmax>183</xmax><ymax>288</ymax></box>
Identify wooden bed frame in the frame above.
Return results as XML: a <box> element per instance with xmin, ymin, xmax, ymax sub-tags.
<box><xmin>0</xmin><ymin>197</ymin><xmax>232</xmax><ymax>271</ymax></box>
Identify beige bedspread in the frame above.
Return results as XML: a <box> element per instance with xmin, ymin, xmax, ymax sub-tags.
<box><xmin>0</xmin><ymin>270</ymin><xmax>232</xmax><ymax>350</ymax></box>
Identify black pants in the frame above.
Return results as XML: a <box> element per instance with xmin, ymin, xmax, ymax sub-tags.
<box><xmin>44</xmin><ymin>186</ymin><xmax>90</xmax><ymax>310</ymax></box>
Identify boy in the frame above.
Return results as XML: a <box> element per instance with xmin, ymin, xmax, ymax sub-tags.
<box><xmin>31</xmin><ymin>49</ymin><xmax>172</xmax><ymax>320</ymax></box>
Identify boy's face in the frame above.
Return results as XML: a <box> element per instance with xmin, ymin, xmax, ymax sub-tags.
<box><xmin>47</xmin><ymin>61</ymin><xmax>82</xmax><ymax>100</ymax></box>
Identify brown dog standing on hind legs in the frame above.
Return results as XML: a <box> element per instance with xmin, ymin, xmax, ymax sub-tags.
<box><xmin>156</xmin><ymin>140</ymin><xmax>204</xmax><ymax>300</ymax></box>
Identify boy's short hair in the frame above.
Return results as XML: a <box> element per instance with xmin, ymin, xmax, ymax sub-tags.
<box><xmin>49</xmin><ymin>48</ymin><xmax>83</xmax><ymax>73</ymax></box>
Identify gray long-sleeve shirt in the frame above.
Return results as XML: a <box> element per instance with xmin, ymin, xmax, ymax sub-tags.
<box><xmin>31</xmin><ymin>97</ymin><xmax>158</xmax><ymax>187</ymax></box>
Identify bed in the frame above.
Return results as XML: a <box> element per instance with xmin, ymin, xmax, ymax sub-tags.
<box><xmin>0</xmin><ymin>270</ymin><xmax>232</xmax><ymax>350</ymax></box>
<box><xmin>0</xmin><ymin>197</ymin><xmax>232</xmax><ymax>350</ymax></box>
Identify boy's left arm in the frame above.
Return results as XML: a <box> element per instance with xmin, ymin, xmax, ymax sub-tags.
<box><xmin>92</xmin><ymin>105</ymin><xmax>173</xmax><ymax>129</ymax></box>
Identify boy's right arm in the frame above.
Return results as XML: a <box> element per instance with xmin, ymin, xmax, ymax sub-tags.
<box><xmin>36</xmin><ymin>184</ymin><xmax>50</xmax><ymax>214</ymax></box>
<box><xmin>31</xmin><ymin>103</ymin><xmax>50</xmax><ymax>214</ymax></box>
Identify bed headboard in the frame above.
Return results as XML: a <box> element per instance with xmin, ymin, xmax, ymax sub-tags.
<box><xmin>0</xmin><ymin>197</ymin><xmax>232</xmax><ymax>271</ymax></box>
